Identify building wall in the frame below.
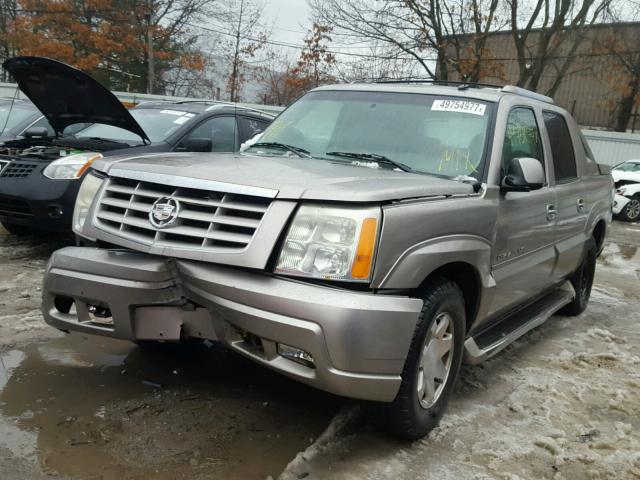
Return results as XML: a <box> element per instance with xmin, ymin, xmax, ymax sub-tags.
<box><xmin>444</xmin><ymin>23</ymin><xmax>640</xmax><ymax>130</ymax></box>
<box><xmin>583</xmin><ymin>129</ymin><xmax>640</xmax><ymax>165</ymax></box>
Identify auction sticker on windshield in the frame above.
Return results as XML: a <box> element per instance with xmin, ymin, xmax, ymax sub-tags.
<box><xmin>431</xmin><ymin>99</ymin><xmax>486</xmax><ymax>116</ymax></box>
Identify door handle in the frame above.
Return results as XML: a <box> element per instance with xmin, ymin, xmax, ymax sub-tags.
<box><xmin>546</xmin><ymin>204</ymin><xmax>557</xmax><ymax>221</ymax></box>
<box><xmin>577</xmin><ymin>198</ymin><xmax>585</xmax><ymax>212</ymax></box>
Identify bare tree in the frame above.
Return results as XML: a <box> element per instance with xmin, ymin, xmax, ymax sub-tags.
<box><xmin>506</xmin><ymin>0</ymin><xmax>613</xmax><ymax>96</ymax></box>
<box><xmin>257</xmin><ymin>50</ymin><xmax>300</xmax><ymax>105</ymax></box>
<box><xmin>128</xmin><ymin>0</ymin><xmax>212</xmax><ymax>94</ymax></box>
<box><xmin>589</xmin><ymin>5</ymin><xmax>640</xmax><ymax>131</ymax></box>
<box><xmin>334</xmin><ymin>47</ymin><xmax>421</xmax><ymax>82</ymax></box>
<box><xmin>214</xmin><ymin>0</ymin><xmax>269</xmax><ymax>102</ymax></box>
<box><xmin>308</xmin><ymin>0</ymin><xmax>505</xmax><ymax>81</ymax></box>
<box><xmin>0</xmin><ymin>0</ymin><xmax>17</xmax><ymax>81</ymax></box>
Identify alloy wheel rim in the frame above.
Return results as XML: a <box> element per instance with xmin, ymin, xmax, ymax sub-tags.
<box><xmin>627</xmin><ymin>199</ymin><xmax>640</xmax><ymax>220</ymax></box>
<box><xmin>416</xmin><ymin>312</ymin><xmax>454</xmax><ymax>409</ymax></box>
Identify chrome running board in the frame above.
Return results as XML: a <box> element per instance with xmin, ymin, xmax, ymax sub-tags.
<box><xmin>464</xmin><ymin>282</ymin><xmax>575</xmax><ymax>364</ymax></box>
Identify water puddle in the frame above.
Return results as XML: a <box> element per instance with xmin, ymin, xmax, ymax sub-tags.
<box><xmin>0</xmin><ymin>334</ymin><xmax>340</xmax><ymax>479</ymax></box>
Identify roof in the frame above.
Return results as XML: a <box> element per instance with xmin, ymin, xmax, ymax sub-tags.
<box><xmin>312</xmin><ymin>82</ymin><xmax>553</xmax><ymax>104</ymax></box>
<box><xmin>133</xmin><ymin>101</ymin><xmax>276</xmax><ymax>118</ymax></box>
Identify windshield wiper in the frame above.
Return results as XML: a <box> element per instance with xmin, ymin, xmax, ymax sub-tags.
<box><xmin>251</xmin><ymin>142</ymin><xmax>311</xmax><ymax>158</ymax></box>
<box><xmin>326</xmin><ymin>151</ymin><xmax>412</xmax><ymax>172</ymax></box>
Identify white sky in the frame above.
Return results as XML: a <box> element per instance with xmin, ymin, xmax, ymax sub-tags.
<box><xmin>262</xmin><ymin>0</ymin><xmax>310</xmax><ymax>46</ymax></box>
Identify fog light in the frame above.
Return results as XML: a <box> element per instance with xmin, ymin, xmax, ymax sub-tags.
<box><xmin>277</xmin><ymin>343</ymin><xmax>315</xmax><ymax>368</ymax></box>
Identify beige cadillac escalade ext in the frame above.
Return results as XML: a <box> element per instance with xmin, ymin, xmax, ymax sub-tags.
<box><xmin>41</xmin><ymin>82</ymin><xmax>613</xmax><ymax>439</ymax></box>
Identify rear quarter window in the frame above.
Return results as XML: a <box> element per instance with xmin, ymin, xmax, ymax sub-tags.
<box><xmin>579</xmin><ymin>132</ymin><xmax>600</xmax><ymax>176</ymax></box>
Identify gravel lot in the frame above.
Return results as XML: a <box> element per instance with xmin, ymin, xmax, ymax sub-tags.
<box><xmin>1</xmin><ymin>221</ymin><xmax>639</xmax><ymax>480</ymax></box>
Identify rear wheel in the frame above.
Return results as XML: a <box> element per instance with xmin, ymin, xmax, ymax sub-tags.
<box><xmin>559</xmin><ymin>238</ymin><xmax>596</xmax><ymax>316</ymax></box>
<box><xmin>1</xmin><ymin>221</ymin><xmax>37</xmax><ymax>236</ymax></box>
<box><xmin>383</xmin><ymin>278</ymin><xmax>465</xmax><ymax>440</ymax></box>
<box><xmin>619</xmin><ymin>196</ymin><xmax>640</xmax><ymax>222</ymax></box>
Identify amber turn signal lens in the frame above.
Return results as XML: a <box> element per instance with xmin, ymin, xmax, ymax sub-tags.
<box><xmin>351</xmin><ymin>217</ymin><xmax>378</xmax><ymax>279</ymax></box>
<box><xmin>75</xmin><ymin>157</ymin><xmax>98</xmax><ymax>178</ymax></box>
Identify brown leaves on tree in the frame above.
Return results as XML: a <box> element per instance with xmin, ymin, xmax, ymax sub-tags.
<box><xmin>284</xmin><ymin>23</ymin><xmax>335</xmax><ymax>94</ymax></box>
<box><xmin>2</xmin><ymin>0</ymin><xmax>206</xmax><ymax>93</ymax></box>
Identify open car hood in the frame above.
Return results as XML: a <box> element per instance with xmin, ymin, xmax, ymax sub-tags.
<box><xmin>2</xmin><ymin>56</ymin><xmax>149</xmax><ymax>142</ymax></box>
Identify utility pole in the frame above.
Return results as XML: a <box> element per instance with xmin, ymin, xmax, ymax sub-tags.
<box><xmin>146</xmin><ymin>0</ymin><xmax>155</xmax><ymax>94</ymax></box>
<box><xmin>229</xmin><ymin>0</ymin><xmax>244</xmax><ymax>102</ymax></box>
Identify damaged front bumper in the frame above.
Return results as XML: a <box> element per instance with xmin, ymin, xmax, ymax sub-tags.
<box><xmin>42</xmin><ymin>247</ymin><xmax>423</xmax><ymax>402</ymax></box>
<box><xmin>613</xmin><ymin>193</ymin><xmax>630</xmax><ymax>215</ymax></box>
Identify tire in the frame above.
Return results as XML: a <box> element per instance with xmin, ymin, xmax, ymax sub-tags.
<box><xmin>1</xmin><ymin>221</ymin><xmax>37</xmax><ymax>236</ymax></box>
<box><xmin>383</xmin><ymin>278</ymin><xmax>466</xmax><ymax>440</ymax></box>
<box><xmin>559</xmin><ymin>238</ymin><xmax>597</xmax><ymax>316</ymax></box>
<box><xmin>619</xmin><ymin>196</ymin><xmax>640</xmax><ymax>222</ymax></box>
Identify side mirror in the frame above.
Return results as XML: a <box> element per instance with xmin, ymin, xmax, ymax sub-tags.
<box><xmin>177</xmin><ymin>138</ymin><xmax>212</xmax><ymax>152</ymax></box>
<box><xmin>501</xmin><ymin>157</ymin><xmax>545</xmax><ymax>192</ymax></box>
<box><xmin>23</xmin><ymin>126</ymin><xmax>49</xmax><ymax>138</ymax></box>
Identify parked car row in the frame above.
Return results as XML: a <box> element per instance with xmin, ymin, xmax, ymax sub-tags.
<box><xmin>612</xmin><ymin>159</ymin><xmax>640</xmax><ymax>222</ymax></box>
<box><xmin>0</xmin><ymin>56</ymin><xmax>278</xmax><ymax>235</ymax></box>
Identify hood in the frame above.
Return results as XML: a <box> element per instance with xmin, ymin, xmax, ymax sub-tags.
<box><xmin>94</xmin><ymin>153</ymin><xmax>475</xmax><ymax>202</ymax></box>
<box><xmin>612</xmin><ymin>169</ymin><xmax>640</xmax><ymax>183</ymax></box>
<box><xmin>2</xmin><ymin>56</ymin><xmax>149</xmax><ymax>142</ymax></box>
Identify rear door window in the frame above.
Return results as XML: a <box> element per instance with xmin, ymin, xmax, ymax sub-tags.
<box><xmin>543</xmin><ymin>111</ymin><xmax>577</xmax><ymax>182</ymax></box>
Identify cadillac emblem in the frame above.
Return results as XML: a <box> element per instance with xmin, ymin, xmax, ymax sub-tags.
<box><xmin>149</xmin><ymin>197</ymin><xmax>180</xmax><ymax>228</ymax></box>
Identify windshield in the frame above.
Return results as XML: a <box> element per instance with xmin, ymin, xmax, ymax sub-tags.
<box><xmin>75</xmin><ymin>107</ymin><xmax>197</xmax><ymax>143</ymax></box>
<box><xmin>0</xmin><ymin>103</ymin><xmax>38</xmax><ymax>133</ymax></box>
<box><xmin>250</xmin><ymin>90</ymin><xmax>493</xmax><ymax>178</ymax></box>
<box><xmin>614</xmin><ymin>161</ymin><xmax>640</xmax><ymax>172</ymax></box>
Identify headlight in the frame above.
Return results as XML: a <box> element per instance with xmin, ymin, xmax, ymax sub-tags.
<box><xmin>617</xmin><ymin>187</ymin><xmax>627</xmax><ymax>196</ymax></box>
<box><xmin>275</xmin><ymin>205</ymin><xmax>380</xmax><ymax>282</ymax></box>
<box><xmin>72</xmin><ymin>172</ymin><xmax>104</xmax><ymax>234</ymax></box>
<box><xmin>43</xmin><ymin>152</ymin><xmax>102</xmax><ymax>179</ymax></box>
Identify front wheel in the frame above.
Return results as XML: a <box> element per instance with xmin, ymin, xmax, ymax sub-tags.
<box><xmin>619</xmin><ymin>196</ymin><xmax>640</xmax><ymax>222</ymax></box>
<box><xmin>383</xmin><ymin>278</ymin><xmax>465</xmax><ymax>440</ymax></box>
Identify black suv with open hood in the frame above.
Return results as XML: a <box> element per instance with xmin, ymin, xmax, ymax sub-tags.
<box><xmin>0</xmin><ymin>57</ymin><xmax>277</xmax><ymax>234</ymax></box>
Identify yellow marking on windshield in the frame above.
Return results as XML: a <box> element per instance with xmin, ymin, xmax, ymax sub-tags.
<box><xmin>438</xmin><ymin>148</ymin><xmax>478</xmax><ymax>174</ymax></box>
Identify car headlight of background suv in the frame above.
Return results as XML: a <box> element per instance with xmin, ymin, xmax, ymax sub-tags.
<box><xmin>72</xmin><ymin>172</ymin><xmax>104</xmax><ymax>234</ymax></box>
<box><xmin>275</xmin><ymin>205</ymin><xmax>380</xmax><ymax>282</ymax></box>
<box><xmin>43</xmin><ymin>152</ymin><xmax>103</xmax><ymax>180</ymax></box>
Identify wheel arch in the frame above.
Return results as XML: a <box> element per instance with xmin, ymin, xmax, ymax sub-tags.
<box><xmin>375</xmin><ymin>235</ymin><xmax>496</xmax><ymax>333</ymax></box>
<box><xmin>415</xmin><ymin>262</ymin><xmax>482</xmax><ymax>334</ymax></box>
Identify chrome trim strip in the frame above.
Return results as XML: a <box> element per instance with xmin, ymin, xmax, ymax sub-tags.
<box><xmin>109</xmin><ymin>169</ymin><xmax>279</xmax><ymax>199</ymax></box>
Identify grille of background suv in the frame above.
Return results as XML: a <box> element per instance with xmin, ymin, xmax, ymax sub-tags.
<box><xmin>94</xmin><ymin>176</ymin><xmax>271</xmax><ymax>250</ymax></box>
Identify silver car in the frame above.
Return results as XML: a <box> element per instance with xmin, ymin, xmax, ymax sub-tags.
<box><xmin>41</xmin><ymin>82</ymin><xmax>613</xmax><ymax>439</ymax></box>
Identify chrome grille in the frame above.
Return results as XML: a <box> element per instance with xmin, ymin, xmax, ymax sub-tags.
<box><xmin>0</xmin><ymin>160</ymin><xmax>38</xmax><ymax>178</ymax></box>
<box><xmin>95</xmin><ymin>176</ymin><xmax>272</xmax><ymax>250</ymax></box>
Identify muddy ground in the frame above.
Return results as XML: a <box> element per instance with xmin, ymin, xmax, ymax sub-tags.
<box><xmin>0</xmin><ymin>226</ymin><xmax>340</xmax><ymax>480</ymax></box>
<box><xmin>1</xmin><ymin>221</ymin><xmax>639</xmax><ymax>480</ymax></box>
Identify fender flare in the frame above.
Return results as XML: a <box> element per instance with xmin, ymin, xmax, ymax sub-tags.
<box><xmin>376</xmin><ymin>234</ymin><xmax>495</xmax><ymax>291</ymax></box>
